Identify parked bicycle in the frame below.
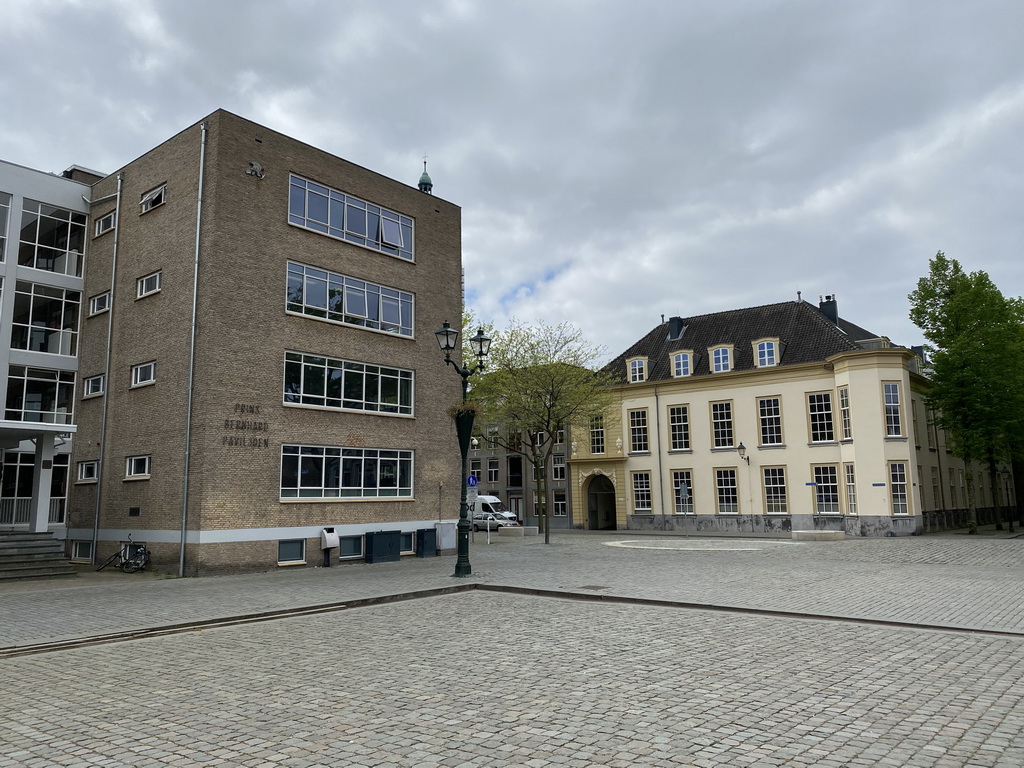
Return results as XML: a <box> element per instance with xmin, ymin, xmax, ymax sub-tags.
<box><xmin>95</xmin><ymin>534</ymin><xmax>151</xmax><ymax>573</ymax></box>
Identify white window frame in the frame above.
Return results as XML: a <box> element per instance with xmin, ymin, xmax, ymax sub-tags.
<box><xmin>890</xmin><ymin>462</ymin><xmax>909</xmax><ymax>515</ymax></box>
<box><xmin>813</xmin><ymin>465</ymin><xmax>840</xmax><ymax>514</ymax></box>
<box><xmin>628</xmin><ymin>409</ymin><xmax>649</xmax><ymax>453</ymax></box>
<box><xmin>629</xmin><ymin>358</ymin><xmax>646</xmax><ymax>383</ymax></box>
<box><xmin>131</xmin><ymin>361</ymin><xmax>156</xmax><ymax>387</ymax></box>
<box><xmin>762</xmin><ymin>466</ymin><xmax>788</xmax><ymax>514</ymax></box>
<box><xmin>711</xmin><ymin>346</ymin><xmax>731</xmax><ymax>373</ymax></box>
<box><xmin>551</xmin><ymin>453</ymin><xmax>566</xmax><ymax>481</ymax></box>
<box><xmin>839</xmin><ymin>386</ymin><xmax>852</xmax><ymax>440</ymax></box>
<box><xmin>715</xmin><ymin>468</ymin><xmax>738</xmax><ymax>514</ymax></box>
<box><xmin>487</xmin><ymin>457</ymin><xmax>499</xmax><ymax>483</ymax></box>
<box><xmin>711</xmin><ymin>401</ymin><xmax>734</xmax><ymax>448</ymax></box>
<box><xmin>137</xmin><ymin>271</ymin><xmax>162</xmax><ymax>298</ymax></box>
<box><xmin>95</xmin><ymin>211</ymin><xmax>116</xmax><ymax>236</ymax></box>
<box><xmin>672</xmin><ymin>469</ymin><xmax>694</xmax><ymax>515</ymax></box>
<box><xmin>590</xmin><ymin>416</ymin><xmax>605</xmax><ymax>454</ymax></box>
<box><xmin>672</xmin><ymin>352</ymin><xmax>691</xmax><ymax>377</ymax></box>
<box><xmin>884</xmin><ymin>382</ymin><xmax>903</xmax><ymax>437</ymax></box>
<box><xmin>77</xmin><ymin>460</ymin><xmax>98</xmax><ymax>483</ymax></box>
<box><xmin>632</xmin><ymin>471</ymin><xmax>652</xmax><ymax>512</ymax></box>
<box><xmin>669</xmin><ymin>405</ymin><xmax>690</xmax><ymax>450</ymax></box>
<box><xmin>140</xmin><ymin>184</ymin><xmax>166</xmax><ymax>213</ymax></box>
<box><xmin>83</xmin><ymin>374</ymin><xmax>105</xmax><ymax>398</ymax></box>
<box><xmin>89</xmin><ymin>292</ymin><xmax>111</xmax><ymax>316</ymax></box>
<box><xmin>758</xmin><ymin>397</ymin><xmax>783</xmax><ymax>446</ymax></box>
<box><xmin>808</xmin><ymin>392</ymin><xmax>835</xmax><ymax>443</ymax></box>
<box><xmin>125</xmin><ymin>455</ymin><xmax>152</xmax><ymax>479</ymax></box>
<box><xmin>756</xmin><ymin>340</ymin><xmax>777</xmax><ymax>367</ymax></box>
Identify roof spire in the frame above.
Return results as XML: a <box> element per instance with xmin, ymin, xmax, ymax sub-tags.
<box><xmin>418</xmin><ymin>155</ymin><xmax>433</xmax><ymax>194</ymax></box>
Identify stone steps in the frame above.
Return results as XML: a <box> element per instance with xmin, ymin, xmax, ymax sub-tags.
<box><xmin>0</xmin><ymin>532</ymin><xmax>76</xmax><ymax>581</ymax></box>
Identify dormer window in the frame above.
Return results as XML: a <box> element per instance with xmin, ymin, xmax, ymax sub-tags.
<box><xmin>711</xmin><ymin>346</ymin><xmax>732</xmax><ymax>373</ymax></box>
<box><xmin>755</xmin><ymin>339</ymin><xmax>780</xmax><ymax>368</ymax></box>
<box><xmin>628</xmin><ymin>358</ymin><xmax>647</xmax><ymax>383</ymax></box>
<box><xmin>672</xmin><ymin>351</ymin><xmax>692</xmax><ymax>377</ymax></box>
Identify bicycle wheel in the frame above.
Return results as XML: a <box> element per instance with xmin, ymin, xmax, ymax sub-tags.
<box><xmin>122</xmin><ymin>556</ymin><xmax>143</xmax><ymax>573</ymax></box>
<box><xmin>96</xmin><ymin>551</ymin><xmax>122</xmax><ymax>572</ymax></box>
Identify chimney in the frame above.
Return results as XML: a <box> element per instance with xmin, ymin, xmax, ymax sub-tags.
<box><xmin>667</xmin><ymin>316</ymin><xmax>685</xmax><ymax>341</ymax></box>
<box><xmin>818</xmin><ymin>295</ymin><xmax>839</xmax><ymax>326</ymax></box>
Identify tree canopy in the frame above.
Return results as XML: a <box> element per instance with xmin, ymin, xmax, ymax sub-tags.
<box><xmin>470</xmin><ymin>318</ymin><xmax>617</xmax><ymax>542</ymax></box>
<box><xmin>908</xmin><ymin>252</ymin><xmax>1024</xmax><ymax>530</ymax></box>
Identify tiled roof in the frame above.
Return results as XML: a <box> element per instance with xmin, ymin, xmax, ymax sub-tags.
<box><xmin>605</xmin><ymin>300</ymin><xmax>880</xmax><ymax>384</ymax></box>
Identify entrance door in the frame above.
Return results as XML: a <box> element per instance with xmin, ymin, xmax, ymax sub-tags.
<box><xmin>587</xmin><ymin>475</ymin><xmax>617</xmax><ymax>530</ymax></box>
<box><xmin>509</xmin><ymin>497</ymin><xmax>523</xmax><ymax>522</ymax></box>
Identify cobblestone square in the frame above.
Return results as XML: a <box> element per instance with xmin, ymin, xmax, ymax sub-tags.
<box><xmin>2</xmin><ymin>532</ymin><xmax>1023</xmax><ymax>767</ymax></box>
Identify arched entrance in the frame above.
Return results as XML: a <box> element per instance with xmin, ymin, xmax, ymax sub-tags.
<box><xmin>587</xmin><ymin>474</ymin><xmax>617</xmax><ymax>530</ymax></box>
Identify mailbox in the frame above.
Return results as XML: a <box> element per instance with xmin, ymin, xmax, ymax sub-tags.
<box><xmin>321</xmin><ymin>527</ymin><xmax>340</xmax><ymax>549</ymax></box>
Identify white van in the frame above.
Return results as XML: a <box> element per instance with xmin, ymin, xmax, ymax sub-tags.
<box><xmin>468</xmin><ymin>494</ymin><xmax>518</xmax><ymax>523</ymax></box>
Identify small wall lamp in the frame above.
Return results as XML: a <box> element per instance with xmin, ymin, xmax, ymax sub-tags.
<box><xmin>737</xmin><ymin>442</ymin><xmax>750</xmax><ymax>465</ymax></box>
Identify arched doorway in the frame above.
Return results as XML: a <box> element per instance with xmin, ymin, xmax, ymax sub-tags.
<box><xmin>587</xmin><ymin>474</ymin><xmax>617</xmax><ymax>530</ymax></box>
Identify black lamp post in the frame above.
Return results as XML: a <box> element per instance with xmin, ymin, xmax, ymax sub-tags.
<box><xmin>436</xmin><ymin>321</ymin><xmax>491</xmax><ymax>577</ymax></box>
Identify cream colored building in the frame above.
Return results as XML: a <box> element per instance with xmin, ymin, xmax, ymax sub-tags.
<box><xmin>569</xmin><ymin>297</ymin><xmax>1009</xmax><ymax>536</ymax></box>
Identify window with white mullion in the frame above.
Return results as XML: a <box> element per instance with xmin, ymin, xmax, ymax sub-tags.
<box><xmin>280</xmin><ymin>444</ymin><xmax>413</xmax><ymax>499</ymax></box>
<box><xmin>590</xmin><ymin>416</ymin><xmax>605</xmax><ymax>454</ymax></box>
<box><xmin>845</xmin><ymin>463</ymin><xmax>857</xmax><ymax>515</ymax></box>
<box><xmin>890</xmin><ymin>462</ymin><xmax>909</xmax><ymax>514</ymax></box>
<box><xmin>286</xmin><ymin>262</ymin><xmax>414</xmax><ymax>337</ymax></box>
<box><xmin>711</xmin><ymin>401</ymin><xmax>734</xmax><ymax>448</ymax></box>
<box><xmin>715</xmin><ymin>469</ymin><xmax>738</xmax><ymax>514</ymax></box>
<box><xmin>884</xmin><ymin>383</ymin><xmax>903</xmax><ymax>436</ymax></box>
<box><xmin>672</xmin><ymin>470</ymin><xmax>693</xmax><ymax>514</ymax></box>
<box><xmin>669</xmin><ymin>405</ymin><xmax>690</xmax><ymax>450</ymax></box>
<box><xmin>763</xmin><ymin>467</ymin><xmax>788</xmax><ymax>514</ymax></box>
<box><xmin>283</xmin><ymin>351</ymin><xmax>413</xmax><ymax>415</ymax></box>
<box><xmin>758</xmin><ymin>397</ymin><xmax>782</xmax><ymax>446</ymax></box>
<box><xmin>813</xmin><ymin>465</ymin><xmax>840</xmax><ymax>514</ymax></box>
<box><xmin>632</xmin><ymin>472</ymin><xmax>652</xmax><ymax>512</ymax></box>
<box><xmin>629</xmin><ymin>409</ymin><xmax>649</xmax><ymax>453</ymax></box>
<box><xmin>808</xmin><ymin>392</ymin><xmax>835</xmax><ymax>442</ymax></box>
<box><xmin>839</xmin><ymin>387</ymin><xmax>852</xmax><ymax>440</ymax></box>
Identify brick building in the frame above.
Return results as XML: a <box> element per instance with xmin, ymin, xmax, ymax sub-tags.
<box><xmin>36</xmin><ymin>109</ymin><xmax>464</xmax><ymax>574</ymax></box>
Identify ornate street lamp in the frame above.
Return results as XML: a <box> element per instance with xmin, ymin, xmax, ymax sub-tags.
<box><xmin>436</xmin><ymin>321</ymin><xmax>491</xmax><ymax>577</ymax></box>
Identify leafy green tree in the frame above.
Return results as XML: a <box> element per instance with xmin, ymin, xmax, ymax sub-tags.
<box><xmin>909</xmin><ymin>252</ymin><xmax>1024</xmax><ymax>532</ymax></box>
<box><xmin>470</xmin><ymin>318</ymin><xmax>618</xmax><ymax>543</ymax></box>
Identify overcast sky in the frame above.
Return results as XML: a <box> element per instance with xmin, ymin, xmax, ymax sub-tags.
<box><xmin>3</xmin><ymin>0</ymin><xmax>1023</xmax><ymax>361</ymax></box>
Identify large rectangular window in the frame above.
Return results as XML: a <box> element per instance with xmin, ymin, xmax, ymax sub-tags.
<box><xmin>286</xmin><ymin>262</ymin><xmax>414</xmax><ymax>337</ymax></box>
<box><xmin>672</xmin><ymin>470</ymin><xmax>693</xmax><ymax>515</ymax></box>
<box><xmin>280</xmin><ymin>445</ymin><xmax>413</xmax><ymax>499</ymax></box>
<box><xmin>5</xmin><ymin>366</ymin><xmax>74</xmax><ymax>423</ymax></box>
<box><xmin>288</xmin><ymin>175</ymin><xmax>414</xmax><ymax>262</ymax></box>
<box><xmin>758</xmin><ymin>397</ymin><xmax>782</xmax><ymax>446</ymax></box>
<box><xmin>813</xmin><ymin>465</ymin><xmax>840</xmax><ymax>514</ymax></box>
<box><xmin>715</xmin><ymin>469</ymin><xmax>738</xmax><ymax>514</ymax></box>
<box><xmin>284</xmin><ymin>352</ymin><xmax>413</xmax><ymax>415</ymax></box>
<box><xmin>18</xmin><ymin>199</ymin><xmax>85</xmax><ymax>276</ymax></box>
<box><xmin>890</xmin><ymin>462</ymin><xmax>909</xmax><ymax>515</ymax></box>
<box><xmin>10</xmin><ymin>281</ymin><xmax>80</xmax><ymax>355</ymax></box>
<box><xmin>884</xmin><ymin>383</ymin><xmax>903</xmax><ymax>437</ymax></box>
<box><xmin>669</xmin><ymin>405</ymin><xmax>690</xmax><ymax>450</ymax></box>
<box><xmin>763</xmin><ymin>467</ymin><xmax>787</xmax><ymax>514</ymax></box>
<box><xmin>590</xmin><ymin>416</ymin><xmax>605</xmax><ymax>454</ymax></box>
<box><xmin>632</xmin><ymin>471</ymin><xmax>652</xmax><ymax>512</ymax></box>
<box><xmin>487</xmin><ymin>458</ymin><xmax>499</xmax><ymax>483</ymax></box>
<box><xmin>629</xmin><ymin>409</ymin><xmax>649</xmax><ymax>453</ymax></box>
<box><xmin>711</xmin><ymin>401</ymin><xmax>734</xmax><ymax>448</ymax></box>
<box><xmin>808</xmin><ymin>392</ymin><xmax>835</xmax><ymax>442</ymax></box>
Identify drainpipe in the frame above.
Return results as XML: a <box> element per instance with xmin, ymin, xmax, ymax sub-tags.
<box><xmin>179</xmin><ymin>122</ymin><xmax>207</xmax><ymax>577</ymax></box>
<box><xmin>88</xmin><ymin>173</ymin><xmax>123</xmax><ymax>564</ymax></box>
<box><xmin>649</xmin><ymin>363</ymin><xmax>667</xmax><ymax>531</ymax></box>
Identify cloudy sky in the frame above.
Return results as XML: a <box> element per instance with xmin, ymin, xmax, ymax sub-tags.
<box><xmin>3</xmin><ymin>0</ymin><xmax>1023</xmax><ymax>360</ymax></box>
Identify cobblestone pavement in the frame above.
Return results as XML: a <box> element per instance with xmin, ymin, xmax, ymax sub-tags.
<box><xmin>2</xmin><ymin>532</ymin><xmax>1024</xmax><ymax>766</ymax></box>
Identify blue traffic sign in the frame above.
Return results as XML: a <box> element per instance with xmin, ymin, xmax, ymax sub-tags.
<box><xmin>467</xmin><ymin>475</ymin><xmax>478</xmax><ymax>487</ymax></box>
